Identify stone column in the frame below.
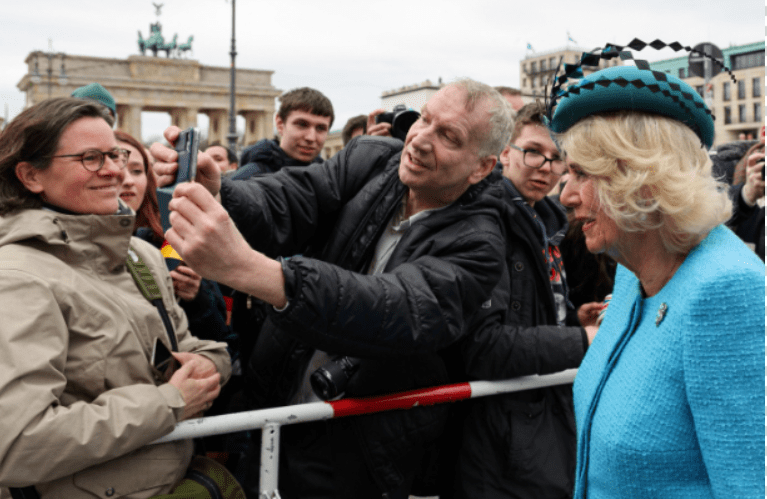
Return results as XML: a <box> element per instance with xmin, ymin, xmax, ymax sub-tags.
<box><xmin>116</xmin><ymin>104</ymin><xmax>143</xmax><ymax>141</ymax></box>
<box><xmin>261</xmin><ymin>111</ymin><xmax>274</xmax><ymax>142</ymax></box>
<box><xmin>240</xmin><ymin>111</ymin><xmax>256</xmax><ymax>146</ymax></box>
<box><xmin>240</xmin><ymin>111</ymin><xmax>274</xmax><ymax>146</ymax></box>
<box><xmin>206</xmin><ymin>109</ymin><xmax>229</xmax><ymax>145</ymax></box>
<box><xmin>170</xmin><ymin>107</ymin><xmax>199</xmax><ymax>130</ymax></box>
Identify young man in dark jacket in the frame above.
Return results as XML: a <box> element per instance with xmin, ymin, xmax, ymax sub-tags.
<box><xmin>232</xmin><ymin>86</ymin><xmax>333</xmax><ymax>180</ymax></box>
<box><xmin>441</xmin><ymin>102</ymin><xmax>601</xmax><ymax>498</ymax></box>
<box><xmin>152</xmin><ymin>79</ymin><xmax>514</xmax><ymax>499</ymax></box>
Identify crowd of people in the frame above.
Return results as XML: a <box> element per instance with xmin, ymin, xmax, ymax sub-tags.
<box><xmin>0</xmin><ymin>45</ymin><xmax>762</xmax><ymax>499</ymax></box>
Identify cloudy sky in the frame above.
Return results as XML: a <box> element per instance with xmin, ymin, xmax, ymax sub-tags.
<box><xmin>1</xmin><ymin>0</ymin><xmax>763</xmax><ymax>142</ymax></box>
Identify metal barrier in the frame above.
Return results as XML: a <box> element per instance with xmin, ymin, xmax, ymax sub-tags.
<box><xmin>152</xmin><ymin>368</ymin><xmax>578</xmax><ymax>499</ymax></box>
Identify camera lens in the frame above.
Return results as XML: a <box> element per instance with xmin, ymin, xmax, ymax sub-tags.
<box><xmin>309</xmin><ymin>356</ymin><xmax>360</xmax><ymax>401</ymax></box>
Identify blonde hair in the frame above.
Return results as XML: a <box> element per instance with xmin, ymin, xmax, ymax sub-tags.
<box><xmin>558</xmin><ymin>111</ymin><xmax>732</xmax><ymax>254</ymax></box>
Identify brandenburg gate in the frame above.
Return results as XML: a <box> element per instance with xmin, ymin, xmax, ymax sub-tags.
<box><xmin>17</xmin><ymin>52</ymin><xmax>281</xmax><ymax>146</ymax></box>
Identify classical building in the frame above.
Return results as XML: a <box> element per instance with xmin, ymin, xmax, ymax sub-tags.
<box><xmin>322</xmin><ymin>130</ymin><xmax>344</xmax><ymax>160</ymax></box>
<box><xmin>648</xmin><ymin>41</ymin><xmax>765</xmax><ymax>146</ymax></box>
<box><xmin>16</xmin><ymin>52</ymin><xmax>281</xmax><ymax>145</ymax></box>
<box><xmin>520</xmin><ymin>46</ymin><xmax>623</xmax><ymax>99</ymax></box>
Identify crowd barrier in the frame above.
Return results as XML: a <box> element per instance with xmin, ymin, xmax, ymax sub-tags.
<box><xmin>152</xmin><ymin>368</ymin><xmax>578</xmax><ymax>499</ymax></box>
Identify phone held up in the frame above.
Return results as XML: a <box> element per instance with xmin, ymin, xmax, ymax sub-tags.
<box><xmin>157</xmin><ymin>127</ymin><xmax>200</xmax><ymax>232</ymax></box>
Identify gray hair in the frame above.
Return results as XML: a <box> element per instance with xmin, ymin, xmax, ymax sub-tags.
<box><xmin>449</xmin><ymin>78</ymin><xmax>514</xmax><ymax>157</ymax></box>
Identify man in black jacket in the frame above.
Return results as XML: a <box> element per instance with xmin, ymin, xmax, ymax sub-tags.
<box><xmin>442</xmin><ymin>102</ymin><xmax>600</xmax><ymax>498</ymax></box>
<box><xmin>233</xmin><ymin>86</ymin><xmax>333</xmax><ymax>180</ymax></box>
<box><xmin>152</xmin><ymin>79</ymin><xmax>513</xmax><ymax>499</ymax></box>
<box><xmin>226</xmin><ymin>86</ymin><xmax>335</xmax><ymax>405</ymax></box>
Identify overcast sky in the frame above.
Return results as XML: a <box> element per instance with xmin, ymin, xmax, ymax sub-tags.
<box><xmin>1</xmin><ymin>0</ymin><xmax>764</xmax><ymax>143</ymax></box>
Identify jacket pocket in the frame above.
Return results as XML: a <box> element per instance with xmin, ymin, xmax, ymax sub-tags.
<box><xmin>502</xmin><ymin>395</ymin><xmax>575</xmax><ymax>494</ymax></box>
<box><xmin>503</xmin><ymin>397</ymin><xmax>546</xmax><ymax>476</ymax></box>
<box><xmin>70</xmin><ymin>445</ymin><xmax>187</xmax><ymax>498</ymax></box>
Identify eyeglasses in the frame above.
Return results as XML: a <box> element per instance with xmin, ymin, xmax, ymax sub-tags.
<box><xmin>509</xmin><ymin>144</ymin><xmax>566</xmax><ymax>175</ymax></box>
<box><xmin>51</xmin><ymin>148</ymin><xmax>129</xmax><ymax>172</ymax></box>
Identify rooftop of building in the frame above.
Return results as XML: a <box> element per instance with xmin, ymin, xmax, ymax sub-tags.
<box><xmin>647</xmin><ymin>41</ymin><xmax>765</xmax><ymax>75</ymax></box>
<box><xmin>381</xmin><ymin>79</ymin><xmax>444</xmax><ymax>97</ymax></box>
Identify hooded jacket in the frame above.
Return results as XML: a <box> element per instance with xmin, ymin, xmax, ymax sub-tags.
<box><xmin>222</xmin><ymin>136</ymin><xmax>506</xmax><ymax>493</ymax></box>
<box><xmin>0</xmin><ymin>206</ymin><xmax>231</xmax><ymax>499</ymax></box>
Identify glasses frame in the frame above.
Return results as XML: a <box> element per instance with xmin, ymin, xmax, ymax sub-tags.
<box><xmin>509</xmin><ymin>144</ymin><xmax>566</xmax><ymax>175</ymax></box>
<box><xmin>50</xmin><ymin>148</ymin><xmax>129</xmax><ymax>172</ymax></box>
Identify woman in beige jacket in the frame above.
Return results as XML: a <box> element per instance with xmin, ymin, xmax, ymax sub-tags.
<box><xmin>0</xmin><ymin>98</ymin><xmax>231</xmax><ymax>498</ymax></box>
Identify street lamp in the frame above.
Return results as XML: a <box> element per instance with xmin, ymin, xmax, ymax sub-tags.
<box><xmin>227</xmin><ymin>0</ymin><xmax>238</xmax><ymax>153</ymax></box>
<box><xmin>30</xmin><ymin>50</ymin><xmax>68</xmax><ymax>99</ymax></box>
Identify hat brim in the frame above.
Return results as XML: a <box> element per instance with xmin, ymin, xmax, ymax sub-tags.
<box><xmin>550</xmin><ymin>66</ymin><xmax>714</xmax><ymax>149</ymax></box>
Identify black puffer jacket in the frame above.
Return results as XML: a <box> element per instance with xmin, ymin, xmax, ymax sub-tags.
<box><xmin>226</xmin><ymin>138</ymin><xmax>321</xmax><ymax>384</ymax></box>
<box><xmin>219</xmin><ymin>136</ymin><xmax>506</xmax><ymax>492</ymax></box>
<box><xmin>439</xmin><ymin>185</ymin><xmax>587</xmax><ymax>499</ymax></box>
<box><xmin>231</xmin><ymin>138</ymin><xmax>321</xmax><ymax>180</ymax></box>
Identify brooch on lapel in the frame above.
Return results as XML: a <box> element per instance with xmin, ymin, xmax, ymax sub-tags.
<box><xmin>655</xmin><ymin>303</ymin><xmax>668</xmax><ymax>327</ymax></box>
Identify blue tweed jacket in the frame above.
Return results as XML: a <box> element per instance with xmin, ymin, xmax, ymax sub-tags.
<box><xmin>572</xmin><ymin>225</ymin><xmax>764</xmax><ymax>498</ymax></box>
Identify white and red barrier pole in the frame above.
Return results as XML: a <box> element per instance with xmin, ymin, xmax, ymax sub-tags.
<box><xmin>152</xmin><ymin>369</ymin><xmax>578</xmax><ymax>498</ymax></box>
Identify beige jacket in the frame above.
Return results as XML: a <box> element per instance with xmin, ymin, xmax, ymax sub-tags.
<box><xmin>0</xmin><ymin>206</ymin><xmax>231</xmax><ymax>498</ymax></box>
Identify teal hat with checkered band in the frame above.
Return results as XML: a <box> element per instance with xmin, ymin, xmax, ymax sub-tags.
<box><xmin>545</xmin><ymin>39</ymin><xmax>736</xmax><ymax>150</ymax></box>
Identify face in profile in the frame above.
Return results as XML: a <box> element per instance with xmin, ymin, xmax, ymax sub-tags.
<box><xmin>276</xmin><ymin>110</ymin><xmax>331</xmax><ymax>162</ymax></box>
<box><xmin>560</xmin><ymin>160</ymin><xmax>620</xmax><ymax>255</ymax></box>
<box><xmin>16</xmin><ymin>117</ymin><xmax>125</xmax><ymax>215</ymax></box>
<box><xmin>118</xmin><ymin>141</ymin><xmax>148</xmax><ymax>213</ymax></box>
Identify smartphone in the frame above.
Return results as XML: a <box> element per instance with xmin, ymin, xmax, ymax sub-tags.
<box><xmin>152</xmin><ymin>337</ymin><xmax>180</xmax><ymax>381</ymax></box>
<box><xmin>157</xmin><ymin>127</ymin><xmax>200</xmax><ymax>232</ymax></box>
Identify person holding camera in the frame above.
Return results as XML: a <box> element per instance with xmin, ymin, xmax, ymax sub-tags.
<box><xmin>366</xmin><ymin>105</ymin><xmax>420</xmax><ymax>141</ymax></box>
<box><xmin>0</xmin><ymin>98</ymin><xmax>232</xmax><ymax>498</ymax></box>
<box><xmin>151</xmin><ymin>79</ymin><xmax>512</xmax><ymax>499</ymax></box>
<box><xmin>725</xmin><ymin>126</ymin><xmax>765</xmax><ymax>261</ymax></box>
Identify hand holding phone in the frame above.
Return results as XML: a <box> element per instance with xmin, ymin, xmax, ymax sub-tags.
<box><xmin>157</xmin><ymin>127</ymin><xmax>200</xmax><ymax>232</ymax></box>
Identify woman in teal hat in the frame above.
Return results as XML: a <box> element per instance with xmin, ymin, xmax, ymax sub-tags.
<box><xmin>551</xmin><ymin>43</ymin><xmax>764</xmax><ymax>498</ymax></box>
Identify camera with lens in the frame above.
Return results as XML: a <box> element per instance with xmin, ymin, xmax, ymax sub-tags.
<box><xmin>310</xmin><ymin>356</ymin><xmax>360</xmax><ymax>401</ymax></box>
<box><xmin>375</xmin><ymin>104</ymin><xmax>420</xmax><ymax>141</ymax></box>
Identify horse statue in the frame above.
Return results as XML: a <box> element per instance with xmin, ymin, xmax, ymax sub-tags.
<box><xmin>144</xmin><ymin>22</ymin><xmax>164</xmax><ymax>57</ymax></box>
<box><xmin>137</xmin><ymin>31</ymin><xmax>146</xmax><ymax>55</ymax></box>
<box><xmin>177</xmin><ymin>35</ymin><xmax>194</xmax><ymax>58</ymax></box>
<box><xmin>159</xmin><ymin>34</ymin><xmax>177</xmax><ymax>58</ymax></box>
